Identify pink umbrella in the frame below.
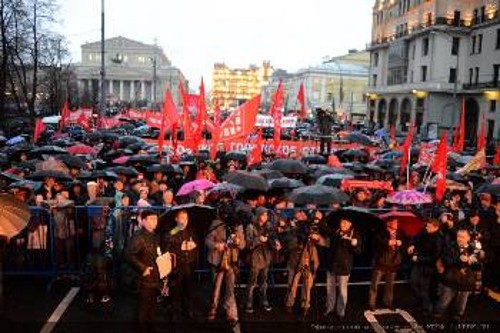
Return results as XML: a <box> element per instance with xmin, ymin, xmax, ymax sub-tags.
<box><xmin>386</xmin><ymin>190</ymin><xmax>432</xmax><ymax>205</ymax></box>
<box><xmin>177</xmin><ymin>179</ymin><xmax>215</xmax><ymax>196</ymax></box>
<box><xmin>67</xmin><ymin>144</ymin><xmax>97</xmax><ymax>156</ymax></box>
<box><xmin>113</xmin><ymin>156</ymin><xmax>130</xmax><ymax>165</ymax></box>
<box><xmin>492</xmin><ymin>178</ymin><xmax>500</xmax><ymax>185</ymax></box>
<box><xmin>378</xmin><ymin>211</ymin><xmax>425</xmax><ymax>237</ymax></box>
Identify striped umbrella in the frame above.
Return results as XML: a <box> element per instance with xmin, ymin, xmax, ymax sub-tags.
<box><xmin>386</xmin><ymin>190</ymin><xmax>432</xmax><ymax>205</ymax></box>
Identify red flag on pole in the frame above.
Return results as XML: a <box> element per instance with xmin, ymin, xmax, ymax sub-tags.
<box><xmin>158</xmin><ymin>90</ymin><xmax>178</xmax><ymax>155</ymax></box>
<box><xmin>297</xmin><ymin>82</ymin><xmax>306</xmax><ymax>119</ymax></box>
<box><xmin>432</xmin><ymin>131</ymin><xmax>448</xmax><ymax>202</ymax></box>
<box><xmin>33</xmin><ymin>118</ymin><xmax>46</xmax><ymax>143</ymax></box>
<box><xmin>179</xmin><ymin>82</ymin><xmax>191</xmax><ymax>141</ymax></box>
<box><xmin>399</xmin><ymin>122</ymin><xmax>414</xmax><ymax>175</ymax></box>
<box><xmin>477</xmin><ymin>112</ymin><xmax>486</xmax><ymax>152</ymax></box>
<box><xmin>59</xmin><ymin>100</ymin><xmax>70</xmax><ymax>131</ymax></box>
<box><xmin>248</xmin><ymin>128</ymin><xmax>263</xmax><ymax>166</ymax></box>
<box><xmin>219</xmin><ymin>95</ymin><xmax>261</xmax><ymax>142</ymax></box>
<box><xmin>269</xmin><ymin>81</ymin><xmax>284</xmax><ymax>153</ymax></box>
<box><xmin>453</xmin><ymin>96</ymin><xmax>465</xmax><ymax>152</ymax></box>
<box><xmin>194</xmin><ymin>78</ymin><xmax>207</xmax><ymax>151</ymax></box>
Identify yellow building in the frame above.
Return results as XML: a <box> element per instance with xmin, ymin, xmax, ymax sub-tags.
<box><xmin>212</xmin><ymin>61</ymin><xmax>273</xmax><ymax>110</ymax></box>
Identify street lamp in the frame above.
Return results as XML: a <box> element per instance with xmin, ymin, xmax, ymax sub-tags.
<box><xmin>149</xmin><ymin>56</ymin><xmax>157</xmax><ymax>106</ymax></box>
<box><xmin>99</xmin><ymin>0</ymin><xmax>106</xmax><ymax>116</ymax></box>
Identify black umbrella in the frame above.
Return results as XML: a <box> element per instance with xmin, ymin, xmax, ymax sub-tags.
<box><xmin>324</xmin><ymin>206</ymin><xmax>384</xmax><ymax>234</ymax></box>
<box><xmin>146</xmin><ymin>164</ymin><xmax>183</xmax><ymax>175</ymax></box>
<box><xmin>268</xmin><ymin>177</ymin><xmax>305</xmax><ymax>190</ymax></box>
<box><xmin>119</xmin><ymin>136</ymin><xmax>145</xmax><ymax>147</ymax></box>
<box><xmin>346</xmin><ymin>132</ymin><xmax>377</xmax><ymax>146</ymax></box>
<box><xmin>373</xmin><ymin>159</ymin><xmax>398</xmax><ymax>170</ymax></box>
<box><xmin>301</xmin><ymin>155</ymin><xmax>326</xmax><ymax>165</ymax></box>
<box><xmin>253</xmin><ymin>169</ymin><xmax>284</xmax><ymax>180</ymax></box>
<box><xmin>475</xmin><ymin>184</ymin><xmax>500</xmax><ymax>196</ymax></box>
<box><xmin>316</xmin><ymin>174</ymin><xmax>355</xmax><ymax>187</ymax></box>
<box><xmin>107</xmin><ymin>166</ymin><xmax>139</xmax><ymax>177</ymax></box>
<box><xmin>57</xmin><ymin>155</ymin><xmax>88</xmax><ymax>170</ymax></box>
<box><xmin>206</xmin><ymin>183</ymin><xmax>243</xmax><ymax>201</ymax></box>
<box><xmin>225</xmin><ymin>151</ymin><xmax>248</xmax><ymax>162</ymax></box>
<box><xmin>52</xmin><ymin>138</ymin><xmax>75</xmax><ymax>147</ymax></box>
<box><xmin>88</xmin><ymin>170</ymin><xmax>119</xmax><ymax>181</ymax></box>
<box><xmin>268</xmin><ymin>159</ymin><xmax>309</xmax><ymax>174</ymax></box>
<box><xmin>28</xmin><ymin>170</ymin><xmax>73</xmax><ymax>182</ymax></box>
<box><xmin>363</xmin><ymin>164</ymin><xmax>387</xmax><ymax>173</ymax></box>
<box><xmin>287</xmin><ymin>185</ymin><xmax>349</xmax><ymax>205</ymax></box>
<box><xmin>126</xmin><ymin>142</ymin><xmax>150</xmax><ymax>152</ymax></box>
<box><xmin>224</xmin><ymin>171</ymin><xmax>269</xmax><ymax>191</ymax></box>
<box><xmin>342</xmin><ymin>162</ymin><xmax>365</xmax><ymax>173</ymax></box>
<box><xmin>309</xmin><ymin>165</ymin><xmax>355</xmax><ymax>179</ymax></box>
<box><xmin>158</xmin><ymin>203</ymin><xmax>216</xmax><ymax>235</ymax></box>
<box><xmin>342</xmin><ymin>149</ymin><xmax>369</xmax><ymax>159</ymax></box>
<box><xmin>30</xmin><ymin>145</ymin><xmax>68</xmax><ymax>156</ymax></box>
<box><xmin>126</xmin><ymin>154</ymin><xmax>159</xmax><ymax>166</ymax></box>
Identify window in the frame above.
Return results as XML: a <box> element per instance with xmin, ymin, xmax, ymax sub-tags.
<box><xmin>422</xmin><ymin>38</ymin><xmax>429</xmax><ymax>56</ymax></box>
<box><xmin>496</xmin><ymin>29</ymin><xmax>500</xmax><ymax>49</ymax></box>
<box><xmin>453</xmin><ymin>11</ymin><xmax>461</xmax><ymax>26</ymax></box>
<box><xmin>421</xmin><ymin>66</ymin><xmax>428</xmax><ymax>82</ymax></box>
<box><xmin>410</xmin><ymin>70</ymin><xmax>414</xmax><ymax>83</ymax></box>
<box><xmin>452</xmin><ymin>37</ymin><xmax>460</xmax><ymax>55</ymax></box>
<box><xmin>494</xmin><ymin>64</ymin><xmax>500</xmax><ymax>85</ymax></box>
<box><xmin>475</xmin><ymin>67</ymin><xmax>480</xmax><ymax>84</ymax></box>
<box><xmin>478</xmin><ymin>34</ymin><xmax>483</xmax><ymax>53</ymax></box>
<box><xmin>469</xmin><ymin>68</ymin><xmax>474</xmax><ymax>85</ymax></box>
<box><xmin>373</xmin><ymin>52</ymin><xmax>379</xmax><ymax>67</ymax></box>
<box><xmin>473</xmin><ymin>8</ymin><xmax>479</xmax><ymax>24</ymax></box>
<box><xmin>472</xmin><ymin>36</ymin><xmax>477</xmax><ymax>54</ymax></box>
<box><xmin>490</xmin><ymin>100</ymin><xmax>497</xmax><ymax>112</ymax></box>
<box><xmin>449</xmin><ymin>68</ymin><xmax>457</xmax><ymax>83</ymax></box>
<box><xmin>412</xmin><ymin>44</ymin><xmax>416</xmax><ymax>60</ymax></box>
<box><xmin>372</xmin><ymin>74</ymin><xmax>378</xmax><ymax>87</ymax></box>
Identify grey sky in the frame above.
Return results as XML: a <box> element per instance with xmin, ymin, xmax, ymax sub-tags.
<box><xmin>59</xmin><ymin>0</ymin><xmax>374</xmax><ymax>88</ymax></box>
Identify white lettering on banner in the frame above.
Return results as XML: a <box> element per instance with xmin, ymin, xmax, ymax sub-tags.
<box><xmin>255</xmin><ymin>115</ymin><xmax>297</xmax><ymax>128</ymax></box>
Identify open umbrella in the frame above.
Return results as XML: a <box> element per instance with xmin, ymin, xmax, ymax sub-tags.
<box><xmin>6</xmin><ymin>136</ymin><xmax>25</xmax><ymax>146</ymax></box>
<box><xmin>107</xmin><ymin>166</ymin><xmax>139</xmax><ymax>177</ymax></box>
<box><xmin>146</xmin><ymin>164</ymin><xmax>183</xmax><ymax>175</ymax></box>
<box><xmin>28</xmin><ymin>170</ymin><xmax>73</xmax><ymax>182</ymax></box>
<box><xmin>268</xmin><ymin>177</ymin><xmax>305</xmax><ymax>190</ymax></box>
<box><xmin>113</xmin><ymin>156</ymin><xmax>130</xmax><ymax>165</ymax></box>
<box><xmin>325</xmin><ymin>207</ymin><xmax>384</xmax><ymax>234</ymax></box>
<box><xmin>386</xmin><ymin>190</ymin><xmax>432</xmax><ymax>205</ymax></box>
<box><xmin>225</xmin><ymin>151</ymin><xmax>248</xmax><ymax>162</ymax></box>
<box><xmin>268</xmin><ymin>159</ymin><xmax>309</xmax><ymax>174</ymax></box>
<box><xmin>428</xmin><ymin>177</ymin><xmax>469</xmax><ymax>191</ymax></box>
<box><xmin>119</xmin><ymin>136</ymin><xmax>145</xmax><ymax>147</ymax></box>
<box><xmin>342</xmin><ymin>149</ymin><xmax>369</xmax><ymax>159</ymax></box>
<box><xmin>126</xmin><ymin>154</ymin><xmax>159</xmax><ymax>165</ymax></box>
<box><xmin>475</xmin><ymin>183</ymin><xmax>500</xmax><ymax>196</ymax></box>
<box><xmin>30</xmin><ymin>145</ymin><xmax>68</xmax><ymax>156</ymax></box>
<box><xmin>158</xmin><ymin>203</ymin><xmax>216</xmax><ymax>235</ymax></box>
<box><xmin>225</xmin><ymin>171</ymin><xmax>269</xmax><ymax>191</ymax></box>
<box><xmin>57</xmin><ymin>155</ymin><xmax>88</xmax><ymax>170</ymax></box>
<box><xmin>346</xmin><ymin>132</ymin><xmax>376</xmax><ymax>146</ymax></box>
<box><xmin>252</xmin><ymin>169</ymin><xmax>284</xmax><ymax>180</ymax></box>
<box><xmin>0</xmin><ymin>194</ymin><xmax>31</xmax><ymax>239</ymax></box>
<box><xmin>287</xmin><ymin>185</ymin><xmax>349</xmax><ymax>205</ymax></box>
<box><xmin>316</xmin><ymin>174</ymin><xmax>355</xmax><ymax>187</ymax></box>
<box><xmin>35</xmin><ymin>159</ymin><xmax>70</xmax><ymax>173</ymax></box>
<box><xmin>67</xmin><ymin>144</ymin><xmax>97</xmax><ymax>156</ymax></box>
<box><xmin>310</xmin><ymin>165</ymin><xmax>355</xmax><ymax>179</ymax></box>
<box><xmin>378</xmin><ymin>211</ymin><xmax>425</xmax><ymax>237</ymax></box>
<box><xmin>301</xmin><ymin>155</ymin><xmax>326</xmax><ymax>165</ymax></box>
<box><xmin>206</xmin><ymin>183</ymin><xmax>243</xmax><ymax>201</ymax></box>
<box><xmin>177</xmin><ymin>179</ymin><xmax>216</xmax><ymax>196</ymax></box>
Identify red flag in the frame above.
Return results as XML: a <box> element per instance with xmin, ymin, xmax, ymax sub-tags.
<box><xmin>33</xmin><ymin>118</ymin><xmax>46</xmax><ymax>143</ymax></box>
<box><xmin>477</xmin><ymin>112</ymin><xmax>486</xmax><ymax>152</ymax></box>
<box><xmin>432</xmin><ymin>131</ymin><xmax>448</xmax><ymax>202</ymax></box>
<box><xmin>219</xmin><ymin>95</ymin><xmax>261</xmax><ymax>142</ymax></box>
<box><xmin>297</xmin><ymin>82</ymin><xmax>306</xmax><ymax>119</ymax></box>
<box><xmin>494</xmin><ymin>144</ymin><xmax>500</xmax><ymax>165</ymax></box>
<box><xmin>399</xmin><ymin>123</ymin><xmax>414</xmax><ymax>175</ymax></box>
<box><xmin>158</xmin><ymin>90</ymin><xmax>178</xmax><ymax>155</ymax></box>
<box><xmin>59</xmin><ymin>100</ymin><xmax>71</xmax><ymax>130</ymax></box>
<box><xmin>194</xmin><ymin>78</ymin><xmax>207</xmax><ymax>151</ymax></box>
<box><xmin>453</xmin><ymin>96</ymin><xmax>465</xmax><ymax>152</ymax></box>
<box><xmin>269</xmin><ymin>81</ymin><xmax>284</xmax><ymax>153</ymax></box>
<box><xmin>248</xmin><ymin>128</ymin><xmax>263</xmax><ymax>166</ymax></box>
<box><xmin>179</xmin><ymin>82</ymin><xmax>192</xmax><ymax>142</ymax></box>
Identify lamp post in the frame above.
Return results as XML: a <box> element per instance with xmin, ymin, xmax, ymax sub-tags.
<box><xmin>149</xmin><ymin>56</ymin><xmax>157</xmax><ymax>107</ymax></box>
<box><xmin>99</xmin><ymin>0</ymin><xmax>106</xmax><ymax>116</ymax></box>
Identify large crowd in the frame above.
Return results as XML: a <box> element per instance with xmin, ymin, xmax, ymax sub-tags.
<box><xmin>0</xmin><ymin>109</ymin><xmax>499</xmax><ymax>331</ymax></box>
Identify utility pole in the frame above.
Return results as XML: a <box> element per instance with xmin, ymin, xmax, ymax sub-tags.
<box><xmin>152</xmin><ymin>56</ymin><xmax>157</xmax><ymax>106</ymax></box>
<box><xmin>99</xmin><ymin>0</ymin><xmax>106</xmax><ymax>116</ymax></box>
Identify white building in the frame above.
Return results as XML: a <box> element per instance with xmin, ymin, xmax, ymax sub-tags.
<box><xmin>75</xmin><ymin>36</ymin><xmax>187</xmax><ymax>106</ymax></box>
<box><xmin>367</xmin><ymin>0</ymin><xmax>500</xmax><ymax>143</ymax></box>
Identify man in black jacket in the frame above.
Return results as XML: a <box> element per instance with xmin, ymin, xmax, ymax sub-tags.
<box><xmin>316</xmin><ymin>108</ymin><xmax>333</xmax><ymax>155</ymax></box>
<box><xmin>125</xmin><ymin>210</ymin><xmax>160</xmax><ymax>327</ymax></box>
<box><xmin>368</xmin><ymin>218</ymin><xmax>407</xmax><ymax>311</ymax></box>
<box><xmin>163</xmin><ymin>209</ymin><xmax>198</xmax><ymax>319</ymax></box>
<box><xmin>323</xmin><ymin>218</ymin><xmax>361</xmax><ymax>319</ymax></box>
<box><xmin>408</xmin><ymin>219</ymin><xmax>444</xmax><ymax>315</ymax></box>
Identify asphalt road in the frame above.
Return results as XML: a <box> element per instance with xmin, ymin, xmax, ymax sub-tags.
<box><xmin>1</xmin><ymin>274</ymin><xmax>499</xmax><ymax>333</ymax></box>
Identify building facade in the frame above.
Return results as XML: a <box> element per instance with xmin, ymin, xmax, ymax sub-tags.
<box><xmin>75</xmin><ymin>36</ymin><xmax>186</xmax><ymax>107</ymax></box>
<box><xmin>367</xmin><ymin>0</ymin><xmax>500</xmax><ymax>142</ymax></box>
<box><xmin>262</xmin><ymin>50</ymin><xmax>370</xmax><ymax>123</ymax></box>
<box><xmin>212</xmin><ymin>61</ymin><xmax>273</xmax><ymax>110</ymax></box>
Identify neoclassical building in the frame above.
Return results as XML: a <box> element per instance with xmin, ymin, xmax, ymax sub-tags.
<box><xmin>75</xmin><ymin>36</ymin><xmax>187</xmax><ymax>106</ymax></box>
<box><xmin>366</xmin><ymin>0</ymin><xmax>500</xmax><ymax>143</ymax></box>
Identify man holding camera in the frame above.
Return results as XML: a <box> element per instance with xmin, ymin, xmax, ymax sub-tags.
<box><xmin>205</xmin><ymin>205</ymin><xmax>246</xmax><ymax>323</ymax></box>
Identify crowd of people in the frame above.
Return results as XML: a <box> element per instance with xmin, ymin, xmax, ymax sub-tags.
<box><xmin>0</xmin><ymin>110</ymin><xmax>499</xmax><ymax>331</ymax></box>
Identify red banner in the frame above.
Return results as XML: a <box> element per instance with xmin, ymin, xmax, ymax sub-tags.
<box><xmin>219</xmin><ymin>95</ymin><xmax>261</xmax><ymax>142</ymax></box>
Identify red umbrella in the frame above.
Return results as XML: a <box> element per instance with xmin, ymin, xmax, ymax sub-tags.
<box><xmin>67</xmin><ymin>144</ymin><xmax>97</xmax><ymax>156</ymax></box>
<box><xmin>113</xmin><ymin>156</ymin><xmax>130</xmax><ymax>165</ymax></box>
<box><xmin>378</xmin><ymin>211</ymin><xmax>425</xmax><ymax>237</ymax></box>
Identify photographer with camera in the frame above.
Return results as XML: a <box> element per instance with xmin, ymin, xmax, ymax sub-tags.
<box><xmin>245</xmin><ymin>207</ymin><xmax>281</xmax><ymax>314</ymax></box>
<box><xmin>205</xmin><ymin>202</ymin><xmax>246</xmax><ymax>323</ymax></box>
<box><xmin>284</xmin><ymin>208</ymin><xmax>325</xmax><ymax>319</ymax></box>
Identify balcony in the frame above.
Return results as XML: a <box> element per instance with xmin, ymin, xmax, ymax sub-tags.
<box><xmin>463</xmin><ymin>80</ymin><xmax>499</xmax><ymax>90</ymax></box>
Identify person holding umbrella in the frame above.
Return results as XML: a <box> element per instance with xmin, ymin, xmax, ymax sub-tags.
<box><xmin>323</xmin><ymin>218</ymin><xmax>361</xmax><ymax>320</ymax></box>
<box><xmin>368</xmin><ymin>217</ymin><xmax>407</xmax><ymax>311</ymax></box>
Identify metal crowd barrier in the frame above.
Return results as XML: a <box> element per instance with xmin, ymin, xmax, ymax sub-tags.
<box><xmin>3</xmin><ymin>205</ymin><xmax>412</xmax><ymax>288</ymax></box>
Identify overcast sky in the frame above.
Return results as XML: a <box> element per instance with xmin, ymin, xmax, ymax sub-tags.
<box><xmin>58</xmin><ymin>0</ymin><xmax>374</xmax><ymax>89</ymax></box>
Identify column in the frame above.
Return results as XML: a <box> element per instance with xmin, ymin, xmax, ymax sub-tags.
<box><xmin>130</xmin><ymin>80</ymin><xmax>135</xmax><ymax>100</ymax></box>
<box><xmin>109</xmin><ymin>79</ymin><xmax>113</xmax><ymax>95</ymax></box>
<box><xmin>119</xmin><ymin>80</ymin><xmax>124</xmax><ymax>100</ymax></box>
<box><xmin>140</xmin><ymin>81</ymin><xmax>146</xmax><ymax>100</ymax></box>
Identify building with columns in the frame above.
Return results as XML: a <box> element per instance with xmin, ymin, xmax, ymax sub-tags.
<box><xmin>262</xmin><ymin>50</ymin><xmax>370</xmax><ymax>123</ymax></box>
<box><xmin>75</xmin><ymin>36</ymin><xmax>187</xmax><ymax>107</ymax></box>
<box><xmin>366</xmin><ymin>0</ymin><xmax>500</xmax><ymax>143</ymax></box>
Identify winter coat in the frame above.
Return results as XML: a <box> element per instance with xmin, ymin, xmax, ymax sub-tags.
<box><xmin>125</xmin><ymin>229</ymin><xmax>160</xmax><ymax>289</ymax></box>
<box><xmin>372</xmin><ymin>228</ymin><xmax>406</xmax><ymax>272</ymax></box>
<box><xmin>440</xmin><ymin>242</ymin><xmax>481</xmax><ymax>292</ymax></box>
<box><xmin>326</xmin><ymin>229</ymin><xmax>362</xmax><ymax>276</ymax></box>
<box><xmin>205</xmin><ymin>219</ymin><xmax>245</xmax><ymax>268</ymax></box>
